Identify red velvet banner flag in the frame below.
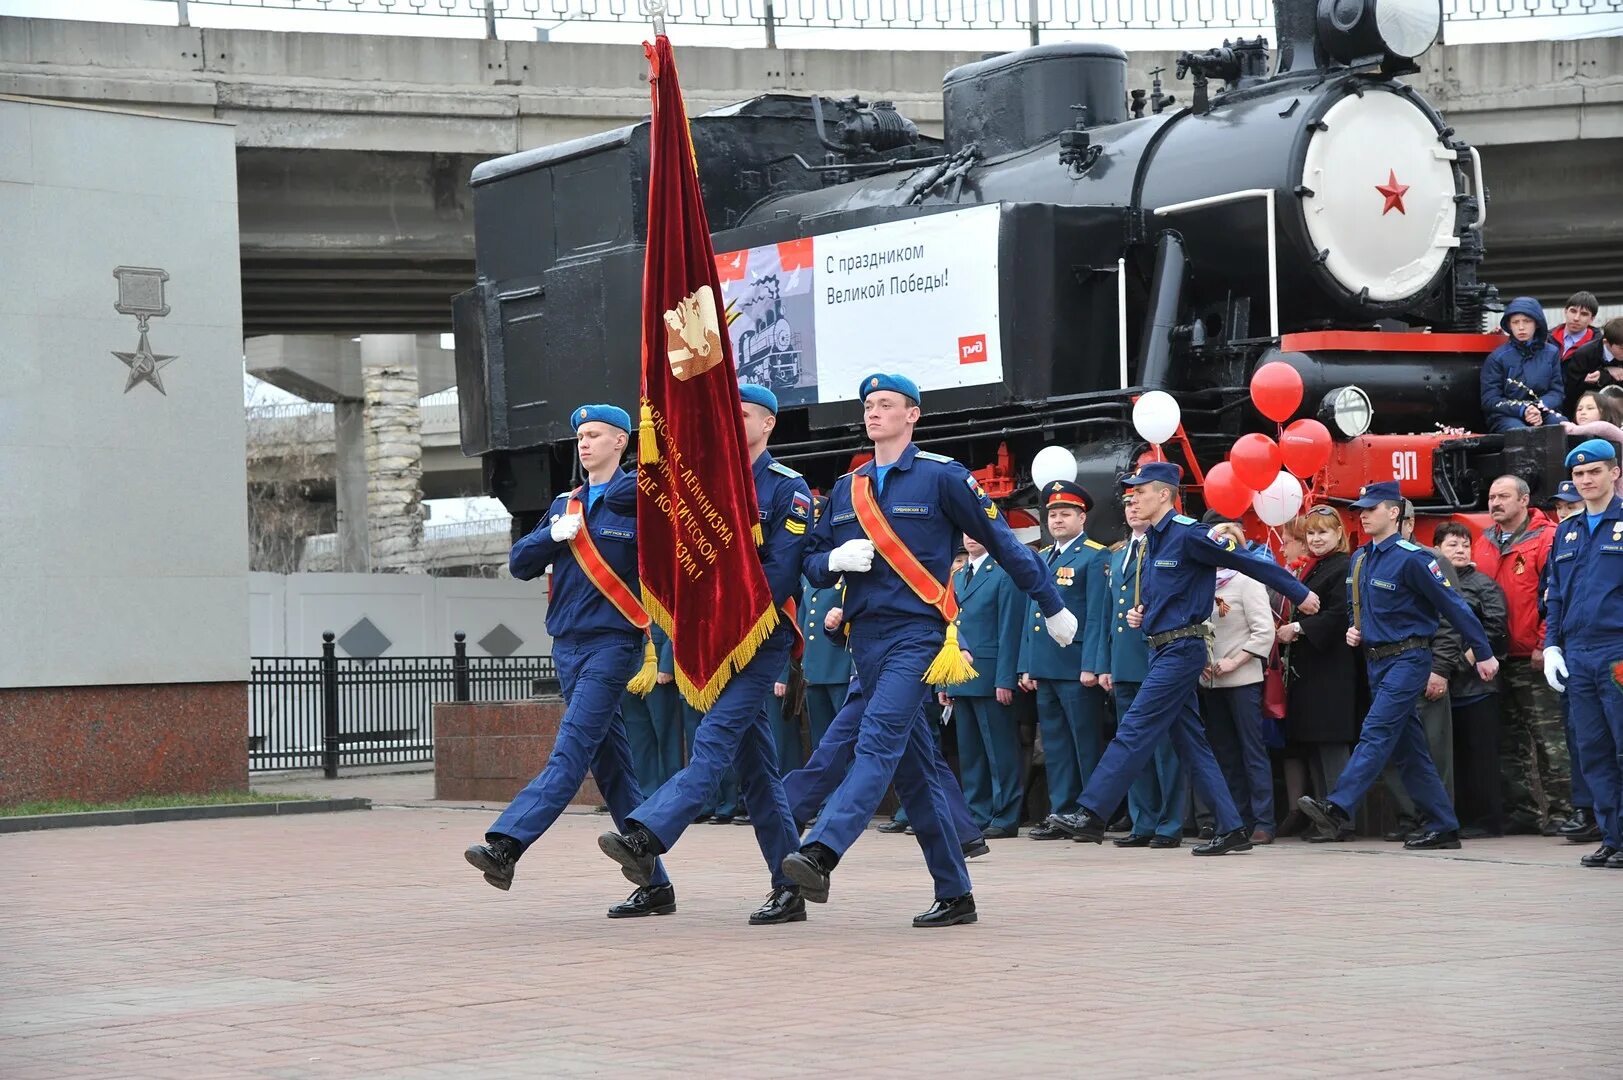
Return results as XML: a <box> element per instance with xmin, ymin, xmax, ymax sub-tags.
<box><xmin>635</xmin><ymin>34</ymin><xmax>777</xmax><ymax>711</ymax></box>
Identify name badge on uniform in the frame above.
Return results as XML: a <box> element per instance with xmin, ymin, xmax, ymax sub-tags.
<box><xmin>832</xmin><ymin>509</ymin><xmax>857</xmax><ymax>525</ymax></box>
<box><xmin>1154</xmin><ymin>559</ymin><xmax>1178</xmax><ymax>568</ymax></box>
<box><xmin>598</xmin><ymin>526</ymin><xmax>635</xmax><ymax>541</ymax></box>
<box><xmin>1056</xmin><ymin>566</ymin><xmax>1075</xmax><ymax>586</ymax></box>
<box><xmin>1372</xmin><ymin>578</ymin><xmax>1398</xmax><ymax>591</ymax></box>
<box><xmin>890</xmin><ymin>504</ymin><xmax>932</xmax><ymax>517</ymax></box>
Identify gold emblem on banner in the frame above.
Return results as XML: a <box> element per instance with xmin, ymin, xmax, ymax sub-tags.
<box><xmin>664</xmin><ymin>284</ymin><xmax>723</xmax><ymax>381</ymax></box>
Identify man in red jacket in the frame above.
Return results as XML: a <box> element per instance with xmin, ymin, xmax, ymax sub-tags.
<box><xmin>1472</xmin><ymin>475</ymin><xmax>1576</xmax><ymax>836</ymax></box>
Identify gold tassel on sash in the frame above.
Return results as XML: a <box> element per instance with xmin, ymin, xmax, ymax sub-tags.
<box><xmin>639</xmin><ymin>400</ymin><xmax>660</xmax><ymax>464</ymax></box>
<box><xmin>626</xmin><ymin>638</ymin><xmax>659</xmax><ymax>696</ymax></box>
<box><xmin>923</xmin><ymin>619</ymin><xmax>978</xmax><ymax>686</ymax></box>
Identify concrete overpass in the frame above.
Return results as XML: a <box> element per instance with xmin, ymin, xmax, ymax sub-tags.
<box><xmin>4</xmin><ymin>15</ymin><xmax>1622</xmax><ymax>343</ymax></box>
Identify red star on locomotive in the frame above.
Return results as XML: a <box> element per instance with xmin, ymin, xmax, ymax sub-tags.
<box><xmin>1376</xmin><ymin>169</ymin><xmax>1411</xmax><ymax>216</ymax></box>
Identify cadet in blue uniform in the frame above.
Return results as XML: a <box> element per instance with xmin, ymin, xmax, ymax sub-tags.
<box><xmin>941</xmin><ymin>533</ymin><xmax>1026</xmax><ymax>836</ymax></box>
<box><xmin>1017</xmin><ymin>480</ymin><xmax>1112</xmax><ymax>839</ymax></box>
<box><xmin>1102</xmin><ymin>493</ymin><xmax>1185</xmax><ymax>848</ymax></box>
<box><xmin>784</xmin><ymin>373</ymin><xmax>1074</xmax><ymax>926</ymax></box>
<box><xmin>599</xmin><ymin>383</ymin><xmax>813</xmax><ymax>925</ymax></box>
<box><xmin>799</xmin><ymin>569</ymin><xmax>853</xmax><ymax>751</ymax></box>
<box><xmin>463</xmin><ymin>405</ymin><xmax>676</xmax><ymax>918</ymax></box>
<box><xmin>1541</xmin><ymin>440</ymin><xmax>1623</xmax><ymax>868</ymax></box>
<box><xmin>1298</xmin><ymin>480</ymin><xmax>1498</xmax><ymax>850</ymax></box>
<box><xmin>1053</xmin><ymin>462</ymin><xmax>1315</xmax><ymax>855</ymax></box>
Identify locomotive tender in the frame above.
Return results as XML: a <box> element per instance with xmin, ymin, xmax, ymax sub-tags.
<box><xmin>454</xmin><ymin>0</ymin><xmax>1568</xmax><ymax>542</ymax></box>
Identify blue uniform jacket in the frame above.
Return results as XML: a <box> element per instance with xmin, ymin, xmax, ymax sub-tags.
<box><xmin>1016</xmin><ymin>535</ymin><xmax>1111</xmax><ymax>680</ymax></box>
<box><xmin>948</xmin><ymin>556</ymin><xmax>1024</xmax><ymax>696</ymax></box>
<box><xmin>509</xmin><ymin>469</ymin><xmax>641</xmax><ymax>640</ymax></box>
<box><xmin>804</xmin><ymin>443</ymin><xmax>1064</xmax><ymax>627</ymax></box>
<box><xmin>606</xmin><ymin>449</ymin><xmax>811</xmax><ymax>645</ymax></box>
<box><xmin>1544</xmin><ymin>496</ymin><xmax>1623</xmax><ymax>648</ymax></box>
<box><xmin>798</xmin><ymin>578</ymin><xmax>854</xmax><ymax>686</ymax></box>
<box><xmin>1348</xmin><ymin>533</ymin><xmax>1495</xmax><ymax>660</ymax></box>
<box><xmin>1137</xmin><ymin>511</ymin><xmax>1310</xmax><ymax>638</ymax></box>
<box><xmin>1104</xmin><ymin>540</ymin><xmax>1151</xmax><ymax>683</ymax></box>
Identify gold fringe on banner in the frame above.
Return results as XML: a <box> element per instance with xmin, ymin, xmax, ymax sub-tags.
<box><xmin>626</xmin><ymin>638</ymin><xmax>659</xmax><ymax>696</ymax></box>
<box><xmin>639</xmin><ymin>400</ymin><xmax>660</xmax><ymax>464</ymax></box>
<box><xmin>645</xmin><ymin>592</ymin><xmax>779</xmax><ymax>713</ymax></box>
<box><xmin>923</xmin><ymin>620</ymin><xmax>978</xmax><ymax>687</ymax></box>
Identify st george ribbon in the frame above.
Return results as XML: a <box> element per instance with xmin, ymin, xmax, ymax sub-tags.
<box><xmin>634</xmin><ymin>26</ymin><xmax>778</xmax><ymax>711</ymax></box>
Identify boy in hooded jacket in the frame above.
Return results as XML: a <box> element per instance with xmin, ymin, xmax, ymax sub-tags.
<box><xmin>1481</xmin><ymin>297</ymin><xmax>1565</xmax><ymax>434</ymax></box>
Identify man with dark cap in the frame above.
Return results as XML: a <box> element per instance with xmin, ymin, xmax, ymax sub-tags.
<box><xmin>1298</xmin><ymin>480</ymin><xmax>1499</xmax><ymax>850</ymax></box>
<box><xmin>1052</xmin><ymin>461</ymin><xmax>1317</xmax><ymax>855</ymax></box>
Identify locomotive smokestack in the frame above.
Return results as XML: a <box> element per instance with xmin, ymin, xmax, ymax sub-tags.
<box><xmin>1272</xmin><ymin>0</ymin><xmax>1324</xmax><ymax>76</ymax></box>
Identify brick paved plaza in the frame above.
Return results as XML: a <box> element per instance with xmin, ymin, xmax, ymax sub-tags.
<box><xmin>3</xmin><ymin>808</ymin><xmax>1619</xmax><ymax>1079</ymax></box>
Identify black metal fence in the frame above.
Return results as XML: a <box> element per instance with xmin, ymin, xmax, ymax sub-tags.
<box><xmin>249</xmin><ymin>631</ymin><xmax>557</xmax><ymax>774</ymax></box>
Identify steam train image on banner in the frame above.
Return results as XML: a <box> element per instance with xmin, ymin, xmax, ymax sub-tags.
<box><xmin>453</xmin><ymin>0</ymin><xmax>1568</xmax><ymax>542</ymax></box>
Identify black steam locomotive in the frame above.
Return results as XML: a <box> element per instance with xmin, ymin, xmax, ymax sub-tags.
<box><xmin>453</xmin><ymin>0</ymin><xmax>1564</xmax><ymax>541</ymax></box>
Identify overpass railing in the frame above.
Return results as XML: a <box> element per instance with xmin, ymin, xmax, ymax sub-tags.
<box><xmin>167</xmin><ymin>0</ymin><xmax>1623</xmax><ymax>46</ymax></box>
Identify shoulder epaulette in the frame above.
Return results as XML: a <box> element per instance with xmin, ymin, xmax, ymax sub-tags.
<box><xmin>915</xmin><ymin>450</ymin><xmax>954</xmax><ymax>463</ymax></box>
<box><xmin>1083</xmin><ymin>539</ymin><xmax>1106</xmax><ymax>550</ymax></box>
<box><xmin>1396</xmin><ymin>539</ymin><xmax>1422</xmax><ymax>552</ymax></box>
<box><xmin>1173</xmin><ymin>513</ymin><xmax>1198</xmax><ymax>525</ymax></box>
<box><xmin>1039</xmin><ymin>545</ymin><xmax>1053</xmax><ymax>555</ymax></box>
<box><xmin>768</xmin><ymin>461</ymin><xmax>803</xmax><ymax>478</ymax></box>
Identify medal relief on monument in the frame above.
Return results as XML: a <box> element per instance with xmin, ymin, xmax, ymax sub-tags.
<box><xmin>112</xmin><ymin>265</ymin><xmax>177</xmax><ymax>395</ymax></box>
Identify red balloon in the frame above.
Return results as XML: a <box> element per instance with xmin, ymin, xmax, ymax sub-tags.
<box><xmin>1230</xmin><ymin>432</ymin><xmax>1283</xmax><ymax>491</ymax></box>
<box><xmin>1203</xmin><ymin>461</ymin><xmax>1253</xmax><ymax>519</ymax></box>
<box><xmin>1280</xmin><ymin>418</ymin><xmax>1332</xmax><ymax>478</ymax></box>
<box><xmin>1250</xmin><ymin>362</ymin><xmax>1305</xmax><ymax>423</ymax></box>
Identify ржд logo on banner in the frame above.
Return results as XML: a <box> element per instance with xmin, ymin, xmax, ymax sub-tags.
<box><xmin>635</xmin><ymin>34</ymin><xmax>778</xmax><ymax>712</ymax></box>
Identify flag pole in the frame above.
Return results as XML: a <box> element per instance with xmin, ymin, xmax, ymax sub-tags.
<box><xmin>649</xmin><ymin>0</ymin><xmax>667</xmax><ymax>37</ymax></box>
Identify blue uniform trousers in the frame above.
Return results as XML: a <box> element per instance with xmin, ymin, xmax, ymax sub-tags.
<box><xmin>1203</xmin><ymin>683</ymin><xmax>1274</xmax><ymax>832</ymax></box>
<box><xmin>682</xmin><ymin>702</ymin><xmax>740</xmax><ymax>817</ymax></box>
<box><xmin>1564</xmin><ymin>698</ymin><xmax>1594</xmax><ymax>811</ymax></box>
<box><xmin>953</xmin><ymin>696</ymin><xmax>1023</xmax><ymax>831</ymax></box>
<box><xmin>1329</xmin><ymin>649</ymin><xmax>1459</xmax><ymax>832</ymax></box>
<box><xmin>766</xmin><ymin>692</ymin><xmax>805</xmax><ymax>774</ymax></box>
<box><xmin>784</xmin><ymin>681</ymin><xmax>982</xmax><ymax>845</ymax></box>
<box><xmin>1034</xmin><ymin>678</ymin><xmax>1105</xmax><ymax>816</ymax></box>
<box><xmin>489</xmin><ymin>631</ymin><xmax>671</xmax><ymax>889</ymax></box>
<box><xmin>1118</xmin><ymin>681</ymin><xmax>1185</xmax><ymax>840</ymax></box>
<box><xmin>803</xmin><ymin>625</ymin><xmax>973</xmax><ymax>899</ymax></box>
<box><xmin>634</xmin><ymin>635</ymin><xmax>799</xmax><ymax>887</ymax></box>
<box><xmin>1080</xmin><ymin>637</ymin><xmax>1243</xmax><ymax>834</ymax></box>
<box><xmin>805</xmin><ymin>683</ymin><xmax>843</xmax><ymax>752</ymax></box>
<box><xmin>1564</xmin><ymin>641</ymin><xmax>1623</xmax><ymax>847</ymax></box>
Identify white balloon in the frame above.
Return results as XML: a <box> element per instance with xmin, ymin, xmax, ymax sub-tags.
<box><xmin>1030</xmin><ymin>445</ymin><xmax>1079</xmax><ymax>492</ymax></box>
<box><xmin>1252</xmin><ymin>471</ymin><xmax>1304</xmax><ymax>527</ymax></box>
<box><xmin>1132</xmin><ymin>390</ymin><xmax>1181</xmax><ymax>444</ymax></box>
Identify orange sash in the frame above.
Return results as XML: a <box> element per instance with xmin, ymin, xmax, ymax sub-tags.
<box><xmin>784</xmin><ymin>596</ymin><xmax>806</xmax><ymax>662</ymax></box>
<box><xmin>565</xmin><ymin>492</ymin><xmax>651</xmax><ymax>631</ymax></box>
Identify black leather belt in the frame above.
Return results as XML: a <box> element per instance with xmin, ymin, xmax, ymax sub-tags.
<box><xmin>1366</xmin><ymin>635</ymin><xmax>1430</xmax><ymax>661</ymax></box>
<box><xmin>1147</xmin><ymin>624</ymin><xmax>1210</xmax><ymax>650</ymax></box>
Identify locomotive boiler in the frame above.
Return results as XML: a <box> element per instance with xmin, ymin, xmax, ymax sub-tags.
<box><xmin>454</xmin><ymin>0</ymin><xmax>1567</xmax><ymax>542</ymax></box>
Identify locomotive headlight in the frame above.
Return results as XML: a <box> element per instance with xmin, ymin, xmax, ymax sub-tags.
<box><xmin>1320</xmin><ymin>385</ymin><xmax>1373</xmax><ymax>439</ymax></box>
<box><xmin>1318</xmin><ymin>0</ymin><xmax>1441</xmax><ymax>66</ymax></box>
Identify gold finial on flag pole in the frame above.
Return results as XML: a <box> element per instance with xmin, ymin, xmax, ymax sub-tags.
<box><xmin>648</xmin><ymin>0</ymin><xmax>667</xmax><ymax>37</ymax></box>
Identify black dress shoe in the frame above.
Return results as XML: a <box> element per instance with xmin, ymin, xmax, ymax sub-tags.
<box><xmin>982</xmin><ymin>825</ymin><xmax>1018</xmax><ymax>840</ymax></box>
<box><xmin>464</xmin><ymin>836</ymin><xmax>521</xmax><ymax>891</ymax></box>
<box><xmin>1607</xmin><ymin>851</ymin><xmax>1623</xmax><ymax>869</ymax></box>
<box><xmin>1298</xmin><ymin>796</ymin><xmax>1352</xmax><ymax>840</ymax></box>
<box><xmin>691</xmin><ymin>812</ymin><xmax>714</xmax><ymax>824</ymax></box>
<box><xmin>1113</xmin><ymin>833</ymin><xmax>1154</xmax><ymax>848</ymax></box>
<box><xmin>1107</xmin><ymin>815</ymin><xmax>1134</xmax><ymax>834</ymax></box>
<box><xmin>1304</xmin><ymin>828</ymin><xmax>1355</xmax><ymax>843</ymax></box>
<box><xmin>1382</xmin><ymin>827</ymin><xmax>1413</xmax><ymax>842</ymax></box>
<box><xmin>1148</xmin><ymin>835</ymin><xmax>1182</xmax><ymax>849</ymax></box>
<box><xmin>876</xmin><ymin>819</ymin><xmax>909</xmax><ymax>834</ymax></box>
<box><xmin>1192</xmin><ymin>827</ymin><xmax>1254</xmax><ymax>856</ymax></box>
<box><xmin>1580</xmin><ymin>844</ymin><xmax>1620</xmax><ymax>868</ymax></box>
<box><xmin>598</xmin><ymin>826</ymin><xmax>662</xmax><ymax>887</ymax></box>
<box><xmin>709</xmin><ymin>814</ymin><xmax>736</xmax><ymax>825</ymax></box>
<box><xmin>781</xmin><ymin>844</ymin><xmax>836</xmax><ymax>904</ymax></box>
<box><xmin>961</xmin><ymin>837</ymin><xmax>991</xmax><ymax>860</ymax></box>
<box><xmin>1561</xmin><ymin>808</ymin><xmax>1603</xmax><ymax>843</ymax></box>
<box><xmin>1458</xmin><ymin>826</ymin><xmax>1497</xmax><ymax>840</ymax></box>
<box><xmin>607</xmin><ymin>883</ymin><xmax>676</xmax><ymax>918</ymax></box>
<box><xmin>1053</xmin><ymin>808</ymin><xmax>1108</xmax><ymax>844</ymax></box>
<box><xmin>733</xmin><ymin>813</ymin><xmax>752</xmax><ymax>825</ymax></box>
<box><xmin>1027</xmin><ymin>821</ymin><xmax>1069</xmax><ymax>840</ymax></box>
<box><xmin>1404</xmin><ymin>829</ymin><xmax>1462</xmax><ymax>850</ymax></box>
<box><xmin>749</xmin><ymin>886</ymin><xmax>807</xmax><ymax>925</ymax></box>
<box><xmin>912</xmin><ymin>893</ymin><xmax>977</xmax><ymax>927</ymax></box>
<box><xmin>1276</xmin><ymin>808</ymin><xmax>1309</xmax><ymax>838</ymax></box>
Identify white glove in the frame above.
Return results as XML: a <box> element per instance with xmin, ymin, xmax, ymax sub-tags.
<box><xmin>550</xmin><ymin>513</ymin><xmax>582</xmax><ymax>543</ymax></box>
<box><xmin>827</xmin><ymin>538</ymin><xmax>875</xmax><ymax>574</ymax></box>
<box><xmin>1045</xmin><ymin>608</ymin><xmax>1078</xmax><ymax>648</ymax></box>
<box><xmin>1543</xmin><ymin>646</ymin><xmax>1568</xmax><ymax>693</ymax></box>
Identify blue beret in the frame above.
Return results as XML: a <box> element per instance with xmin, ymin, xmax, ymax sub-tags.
<box><xmin>1566</xmin><ymin>438</ymin><xmax>1617</xmax><ymax>469</ymax></box>
<box><xmin>571</xmin><ymin>404</ymin><xmax>631</xmax><ymax>433</ymax></box>
<box><xmin>1043</xmin><ymin>480</ymin><xmax>1094</xmax><ymax>512</ymax></box>
<box><xmin>1349</xmin><ymin>480</ymin><xmax>1402</xmax><ymax>509</ymax></box>
<box><xmin>1555</xmin><ymin>480</ymin><xmax>1582</xmax><ymax>503</ymax></box>
<box><xmin>860</xmin><ymin>372</ymin><xmax>920</xmax><ymax>404</ymax></box>
<box><xmin>1120</xmin><ymin>461</ymin><xmax>1183</xmax><ymax>488</ymax></box>
<box><xmin>738</xmin><ymin>382</ymin><xmax>779</xmax><ymax>415</ymax></box>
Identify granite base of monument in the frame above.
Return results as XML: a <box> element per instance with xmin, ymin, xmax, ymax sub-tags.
<box><xmin>434</xmin><ymin>698</ymin><xmax>601</xmax><ymax>805</ymax></box>
<box><xmin>0</xmin><ymin>683</ymin><xmax>248</xmax><ymax>806</ymax></box>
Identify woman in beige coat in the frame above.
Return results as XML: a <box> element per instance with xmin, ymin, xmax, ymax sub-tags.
<box><xmin>1199</xmin><ymin>522</ymin><xmax>1279</xmax><ymax>842</ymax></box>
